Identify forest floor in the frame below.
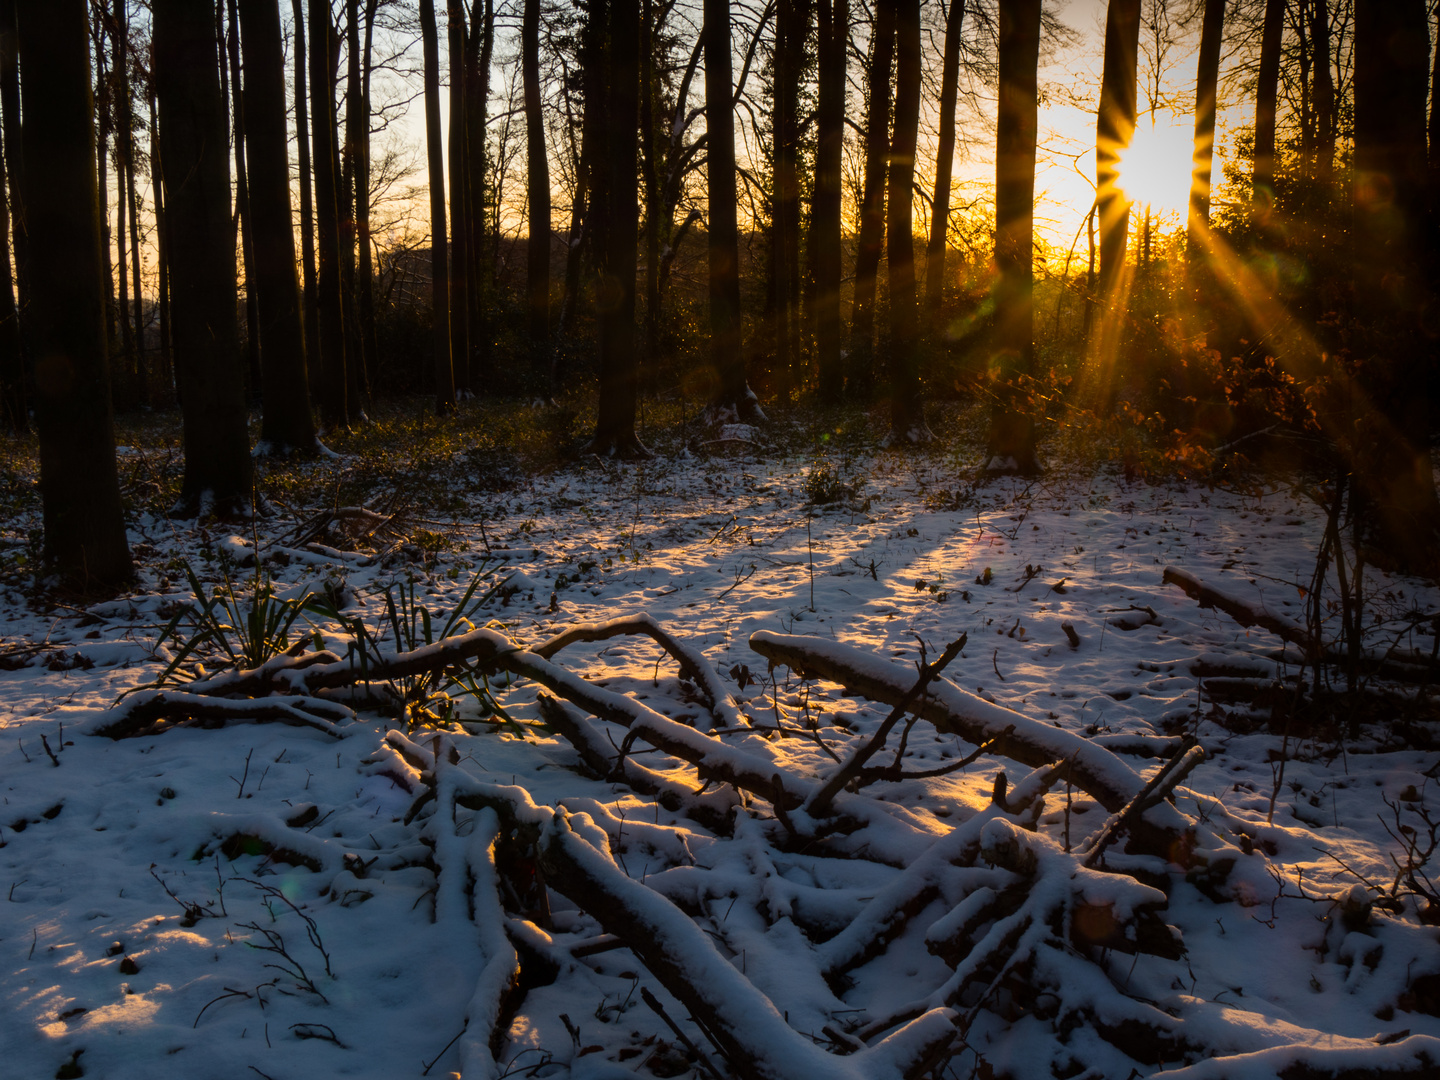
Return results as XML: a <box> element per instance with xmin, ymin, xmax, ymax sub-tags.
<box><xmin>1</xmin><ymin>398</ymin><xmax>1439</xmax><ymax>1080</ymax></box>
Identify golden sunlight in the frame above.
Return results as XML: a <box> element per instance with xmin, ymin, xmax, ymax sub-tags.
<box><xmin>1114</xmin><ymin>116</ymin><xmax>1196</xmax><ymax>215</ymax></box>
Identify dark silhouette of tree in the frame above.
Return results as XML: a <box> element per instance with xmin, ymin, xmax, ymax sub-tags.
<box><xmin>0</xmin><ymin>0</ymin><xmax>21</xmax><ymax>434</ymax></box>
<box><xmin>1185</xmin><ymin>0</ymin><xmax>1224</xmax><ymax>263</ymax></box>
<box><xmin>465</xmin><ymin>0</ymin><xmax>493</xmax><ymax>383</ymax></box>
<box><xmin>17</xmin><ymin>0</ymin><xmax>132</xmax><ymax>586</ymax></box>
<box><xmin>590</xmin><ymin>0</ymin><xmax>647</xmax><ymax>456</ymax></box>
<box><xmin>112</xmin><ymin>0</ymin><xmax>137</xmax><ymax>391</ymax></box>
<box><xmin>850</xmin><ymin>0</ymin><xmax>895</xmax><ymax>394</ymax></box>
<box><xmin>309</xmin><ymin>0</ymin><xmax>349</xmax><ymax>426</ymax></box>
<box><xmin>147</xmin><ymin>78</ymin><xmax>172</xmax><ymax>399</ymax></box>
<box><xmin>225</xmin><ymin>0</ymin><xmax>262</xmax><ymax>401</ymax></box>
<box><xmin>1253</xmin><ymin>0</ymin><xmax>1283</xmax><ymax>217</ymax></box>
<box><xmin>705</xmin><ymin>0</ymin><xmax>760</xmax><ymax>420</ymax></box>
<box><xmin>0</xmin><ymin>0</ymin><xmax>28</xmax><ymax>348</ymax></box>
<box><xmin>811</xmin><ymin>0</ymin><xmax>847</xmax><ymax>402</ymax></box>
<box><xmin>1310</xmin><ymin>0</ymin><xmax>1334</xmax><ymax>191</ymax></box>
<box><xmin>418</xmin><ymin>0</ymin><xmax>455</xmax><ymax>414</ymax></box>
<box><xmin>983</xmin><ymin>0</ymin><xmax>1041</xmax><ymax>475</ymax></box>
<box><xmin>1348</xmin><ymin>0</ymin><xmax>1438</xmax><ymax>574</ymax></box>
<box><xmin>768</xmin><ymin>0</ymin><xmax>807</xmax><ymax>393</ymax></box>
<box><xmin>357</xmin><ymin>0</ymin><xmax>380</xmax><ymax>395</ymax></box>
<box><xmin>925</xmin><ymin>0</ymin><xmax>966</xmax><ymax>323</ymax></box>
<box><xmin>448</xmin><ymin>0</ymin><xmax>471</xmax><ymax>395</ymax></box>
<box><xmin>153</xmin><ymin>0</ymin><xmax>255</xmax><ymax>518</ymax></box>
<box><xmin>1095</xmin><ymin>0</ymin><xmax>1139</xmax><ymax>309</ymax></box>
<box><xmin>885</xmin><ymin>0</ymin><xmax>927</xmax><ymax>444</ymax></box>
<box><xmin>0</xmin><ymin>76</ymin><xmax>21</xmax><ymax>434</ymax></box>
<box><xmin>342</xmin><ymin>0</ymin><xmax>369</xmax><ymax>418</ymax></box>
<box><xmin>522</xmin><ymin>0</ymin><xmax>550</xmax><ymax>373</ymax></box>
<box><xmin>291</xmin><ymin>0</ymin><xmax>320</xmax><ymax>392</ymax></box>
<box><xmin>239</xmin><ymin>0</ymin><xmax>317</xmax><ymax>456</ymax></box>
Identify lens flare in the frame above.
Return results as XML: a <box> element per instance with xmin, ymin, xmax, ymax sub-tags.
<box><xmin>1114</xmin><ymin>117</ymin><xmax>1196</xmax><ymax>214</ymax></box>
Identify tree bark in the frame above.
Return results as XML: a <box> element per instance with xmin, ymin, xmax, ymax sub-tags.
<box><xmin>418</xmin><ymin>0</ymin><xmax>455</xmax><ymax>413</ymax></box>
<box><xmin>465</xmin><ymin>0</ymin><xmax>493</xmax><ymax>383</ymax></box>
<box><xmin>239</xmin><ymin>0</ymin><xmax>317</xmax><ymax>456</ymax></box>
<box><xmin>341</xmin><ymin>0</ymin><xmax>367</xmax><ymax>418</ymax></box>
<box><xmin>811</xmin><ymin>0</ymin><xmax>847</xmax><ymax>402</ymax></box>
<box><xmin>705</xmin><ymin>0</ymin><xmax>759</xmax><ymax>420</ymax></box>
<box><xmin>1253</xmin><ymin>0</ymin><xmax>1284</xmax><ymax>217</ymax></box>
<box><xmin>149</xmin><ymin>86</ymin><xmax>172</xmax><ymax>401</ymax></box>
<box><xmin>291</xmin><ymin>0</ymin><xmax>320</xmax><ymax>400</ymax></box>
<box><xmin>769</xmin><ymin>0</ymin><xmax>806</xmax><ymax>394</ymax></box>
<box><xmin>94</xmin><ymin>13</ymin><xmax>116</xmax><ymax>360</ymax></box>
<box><xmin>226</xmin><ymin>0</ymin><xmax>262</xmax><ymax>403</ymax></box>
<box><xmin>113</xmin><ymin>0</ymin><xmax>135</xmax><ymax>390</ymax></box>
<box><xmin>0</xmin><ymin>49</ymin><xmax>21</xmax><ymax>434</ymax></box>
<box><xmin>309</xmin><ymin>0</ymin><xmax>348</xmax><ymax>426</ymax></box>
<box><xmin>1310</xmin><ymin>0</ymin><xmax>1333</xmax><ymax>191</ymax></box>
<box><xmin>1349</xmin><ymin>0</ymin><xmax>1439</xmax><ymax>576</ymax></box>
<box><xmin>983</xmin><ymin>0</ymin><xmax>1041</xmax><ymax>475</ymax></box>
<box><xmin>850</xmin><ymin>1</ymin><xmax>895</xmax><ymax>395</ymax></box>
<box><xmin>153</xmin><ymin>0</ymin><xmax>256</xmax><ymax>518</ymax></box>
<box><xmin>1095</xmin><ymin>0</ymin><xmax>1140</xmax><ymax>308</ymax></box>
<box><xmin>885</xmin><ymin>0</ymin><xmax>926</xmax><ymax>444</ymax></box>
<box><xmin>590</xmin><ymin>0</ymin><xmax>646</xmax><ymax>456</ymax></box>
<box><xmin>522</xmin><ymin>0</ymin><xmax>549</xmax><ymax>372</ymax></box>
<box><xmin>357</xmin><ymin>0</ymin><xmax>379</xmax><ymax>396</ymax></box>
<box><xmin>448</xmin><ymin>1</ymin><xmax>470</xmax><ymax>395</ymax></box>
<box><xmin>1185</xmin><ymin>0</ymin><xmax>1224</xmax><ymax>263</ymax></box>
<box><xmin>925</xmin><ymin>0</ymin><xmax>965</xmax><ymax>325</ymax></box>
<box><xmin>16</xmin><ymin>0</ymin><xmax>132</xmax><ymax>586</ymax></box>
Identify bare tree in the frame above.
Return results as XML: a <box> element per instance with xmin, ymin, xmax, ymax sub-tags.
<box><xmin>239</xmin><ymin>0</ymin><xmax>317</xmax><ymax>455</ymax></box>
<box><xmin>522</xmin><ymin>0</ymin><xmax>549</xmax><ymax>372</ymax></box>
<box><xmin>850</xmin><ymin>0</ymin><xmax>896</xmax><ymax>394</ymax></box>
<box><xmin>886</xmin><ymin>0</ymin><xmax>927</xmax><ymax>443</ymax></box>
<box><xmin>418</xmin><ymin>0</ymin><xmax>455</xmax><ymax>413</ymax></box>
<box><xmin>17</xmin><ymin>0</ymin><xmax>132</xmax><ymax>586</ymax></box>
<box><xmin>310</xmin><ymin>0</ymin><xmax>349</xmax><ymax>427</ymax></box>
<box><xmin>811</xmin><ymin>0</ymin><xmax>847</xmax><ymax>401</ymax></box>
<box><xmin>983</xmin><ymin>0</ymin><xmax>1041</xmax><ymax>475</ymax></box>
<box><xmin>1185</xmin><ymin>0</ymin><xmax>1224</xmax><ymax>263</ymax></box>
<box><xmin>925</xmin><ymin>0</ymin><xmax>966</xmax><ymax>322</ymax></box>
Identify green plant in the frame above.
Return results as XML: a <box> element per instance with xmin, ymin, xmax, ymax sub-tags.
<box><xmin>804</xmin><ymin>454</ymin><xmax>857</xmax><ymax>505</ymax></box>
<box><xmin>147</xmin><ymin>560</ymin><xmax>323</xmax><ymax>687</ymax></box>
<box><xmin>327</xmin><ymin>570</ymin><xmax>529</xmax><ymax>732</ymax></box>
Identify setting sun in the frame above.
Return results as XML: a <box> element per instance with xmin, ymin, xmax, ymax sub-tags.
<box><xmin>1114</xmin><ymin>115</ymin><xmax>1197</xmax><ymax>214</ymax></box>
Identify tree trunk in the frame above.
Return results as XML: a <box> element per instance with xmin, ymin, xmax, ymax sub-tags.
<box><xmin>239</xmin><ymin>0</ymin><xmax>316</xmax><ymax>455</ymax></box>
<box><xmin>705</xmin><ymin>0</ymin><xmax>759</xmax><ymax>420</ymax></box>
<box><xmin>17</xmin><ymin>0</ymin><xmax>132</xmax><ymax>586</ymax></box>
<box><xmin>983</xmin><ymin>0</ymin><xmax>1041</xmax><ymax>475</ymax></box>
<box><xmin>340</xmin><ymin>0</ymin><xmax>366</xmax><ymax>419</ymax></box>
<box><xmin>811</xmin><ymin>0</ymin><xmax>846</xmax><ymax>402</ymax></box>
<box><xmin>149</xmin><ymin>85</ymin><xmax>172</xmax><ymax>401</ymax></box>
<box><xmin>448</xmin><ymin>1</ymin><xmax>470</xmax><ymax>396</ymax></box>
<box><xmin>0</xmin><ymin>56</ymin><xmax>20</xmax><ymax>434</ymax></box>
<box><xmin>418</xmin><ymin>0</ymin><xmax>454</xmax><ymax>413</ymax></box>
<box><xmin>1349</xmin><ymin>0</ymin><xmax>1438</xmax><ymax>576</ymax></box>
<box><xmin>358</xmin><ymin>0</ymin><xmax>379</xmax><ymax>398</ymax></box>
<box><xmin>1095</xmin><ymin>0</ymin><xmax>1139</xmax><ymax>307</ymax></box>
<box><xmin>769</xmin><ymin>0</ymin><xmax>806</xmax><ymax>395</ymax></box>
<box><xmin>925</xmin><ymin>0</ymin><xmax>965</xmax><ymax>324</ymax></box>
<box><xmin>309</xmin><ymin>0</ymin><xmax>348</xmax><ymax>426</ymax></box>
<box><xmin>522</xmin><ymin>0</ymin><xmax>549</xmax><ymax>376</ymax></box>
<box><xmin>1431</xmin><ymin>2</ymin><xmax>1440</xmax><ymax>218</ymax></box>
<box><xmin>1185</xmin><ymin>0</ymin><xmax>1224</xmax><ymax>264</ymax></box>
<box><xmin>558</xmin><ymin>0</ymin><xmax>593</xmax><ymax>344</ymax></box>
<box><xmin>225</xmin><ymin>0</ymin><xmax>262</xmax><ymax>404</ymax></box>
<box><xmin>113</xmin><ymin>0</ymin><xmax>135</xmax><ymax>391</ymax></box>
<box><xmin>641</xmin><ymin>0</ymin><xmax>659</xmax><ymax>393</ymax></box>
<box><xmin>126</xmin><ymin>112</ymin><xmax>144</xmax><ymax>398</ymax></box>
<box><xmin>291</xmin><ymin>0</ymin><xmax>319</xmax><ymax>400</ymax></box>
<box><xmin>850</xmin><ymin>0</ymin><xmax>895</xmax><ymax>395</ymax></box>
<box><xmin>590</xmin><ymin>0</ymin><xmax>646</xmax><ymax>456</ymax></box>
<box><xmin>1311</xmin><ymin>0</ymin><xmax>1333</xmax><ymax>191</ymax></box>
<box><xmin>465</xmin><ymin>0</ymin><xmax>492</xmax><ymax>383</ymax></box>
<box><xmin>94</xmin><ymin>14</ymin><xmax>115</xmax><ymax>362</ymax></box>
<box><xmin>153</xmin><ymin>0</ymin><xmax>255</xmax><ymax>518</ymax></box>
<box><xmin>885</xmin><ymin>0</ymin><xmax>926</xmax><ymax>444</ymax></box>
<box><xmin>1253</xmin><ymin>0</ymin><xmax>1284</xmax><ymax>217</ymax></box>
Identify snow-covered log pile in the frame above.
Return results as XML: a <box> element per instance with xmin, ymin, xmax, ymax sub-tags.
<box><xmin>71</xmin><ymin>613</ymin><xmax>1440</xmax><ymax>1078</ymax></box>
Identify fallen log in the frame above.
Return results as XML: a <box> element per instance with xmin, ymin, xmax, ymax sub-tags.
<box><xmin>86</xmin><ymin>688</ymin><xmax>352</xmax><ymax>740</ymax></box>
<box><xmin>749</xmin><ymin>631</ymin><xmax>1166</xmax><ymax>819</ymax></box>
<box><xmin>535</xmin><ymin>613</ymin><xmax>747</xmax><ymax>731</ymax></box>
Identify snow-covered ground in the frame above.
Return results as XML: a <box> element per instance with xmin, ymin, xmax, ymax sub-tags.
<box><xmin>3</xmin><ymin>433</ymin><xmax>1439</xmax><ymax>1079</ymax></box>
